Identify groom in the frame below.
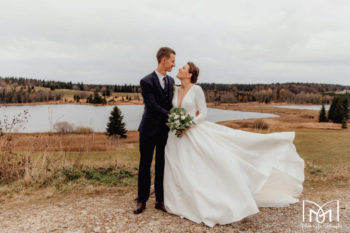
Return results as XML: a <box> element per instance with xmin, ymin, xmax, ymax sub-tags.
<box><xmin>134</xmin><ymin>47</ymin><xmax>176</xmax><ymax>214</ymax></box>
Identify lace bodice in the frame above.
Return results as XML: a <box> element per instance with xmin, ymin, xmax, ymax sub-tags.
<box><xmin>172</xmin><ymin>85</ymin><xmax>207</xmax><ymax>124</ymax></box>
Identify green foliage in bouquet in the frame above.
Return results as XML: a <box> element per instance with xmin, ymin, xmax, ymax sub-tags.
<box><xmin>166</xmin><ymin>107</ymin><xmax>195</xmax><ymax>137</ymax></box>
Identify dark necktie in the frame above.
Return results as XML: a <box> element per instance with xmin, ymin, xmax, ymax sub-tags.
<box><xmin>163</xmin><ymin>77</ymin><xmax>167</xmax><ymax>91</ymax></box>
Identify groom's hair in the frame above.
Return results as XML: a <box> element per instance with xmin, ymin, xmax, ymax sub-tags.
<box><xmin>157</xmin><ymin>47</ymin><xmax>176</xmax><ymax>64</ymax></box>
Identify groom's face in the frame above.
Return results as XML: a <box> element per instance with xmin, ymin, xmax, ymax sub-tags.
<box><xmin>163</xmin><ymin>53</ymin><xmax>176</xmax><ymax>72</ymax></box>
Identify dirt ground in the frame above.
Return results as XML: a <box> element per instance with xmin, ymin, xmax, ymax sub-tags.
<box><xmin>0</xmin><ymin>186</ymin><xmax>349</xmax><ymax>233</ymax></box>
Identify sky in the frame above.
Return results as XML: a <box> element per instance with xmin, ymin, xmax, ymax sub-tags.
<box><xmin>1</xmin><ymin>0</ymin><xmax>350</xmax><ymax>86</ymax></box>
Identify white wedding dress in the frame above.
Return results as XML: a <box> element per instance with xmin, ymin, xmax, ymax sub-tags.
<box><xmin>163</xmin><ymin>85</ymin><xmax>305</xmax><ymax>227</ymax></box>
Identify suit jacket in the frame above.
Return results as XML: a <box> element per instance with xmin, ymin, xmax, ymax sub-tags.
<box><xmin>138</xmin><ymin>71</ymin><xmax>175</xmax><ymax>136</ymax></box>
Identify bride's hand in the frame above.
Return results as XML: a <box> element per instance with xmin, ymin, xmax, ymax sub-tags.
<box><xmin>176</xmin><ymin>128</ymin><xmax>189</xmax><ymax>137</ymax></box>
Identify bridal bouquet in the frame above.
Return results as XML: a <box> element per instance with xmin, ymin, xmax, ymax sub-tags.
<box><xmin>166</xmin><ymin>107</ymin><xmax>195</xmax><ymax>137</ymax></box>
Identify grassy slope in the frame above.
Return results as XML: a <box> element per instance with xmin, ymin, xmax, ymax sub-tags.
<box><xmin>294</xmin><ymin>129</ymin><xmax>350</xmax><ymax>189</ymax></box>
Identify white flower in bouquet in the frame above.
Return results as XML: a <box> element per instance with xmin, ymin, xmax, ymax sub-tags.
<box><xmin>166</xmin><ymin>107</ymin><xmax>195</xmax><ymax>138</ymax></box>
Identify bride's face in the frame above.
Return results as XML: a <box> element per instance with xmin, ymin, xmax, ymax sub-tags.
<box><xmin>176</xmin><ymin>64</ymin><xmax>192</xmax><ymax>81</ymax></box>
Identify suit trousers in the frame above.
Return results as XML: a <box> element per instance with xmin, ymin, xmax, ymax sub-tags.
<box><xmin>137</xmin><ymin>127</ymin><xmax>169</xmax><ymax>203</ymax></box>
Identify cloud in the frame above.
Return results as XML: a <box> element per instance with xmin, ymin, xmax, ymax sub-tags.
<box><xmin>1</xmin><ymin>0</ymin><xmax>350</xmax><ymax>85</ymax></box>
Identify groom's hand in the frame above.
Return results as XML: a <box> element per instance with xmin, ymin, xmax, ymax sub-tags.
<box><xmin>165</xmin><ymin>112</ymin><xmax>170</xmax><ymax>122</ymax></box>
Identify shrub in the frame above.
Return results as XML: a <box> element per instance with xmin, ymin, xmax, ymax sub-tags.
<box><xmin>0</xmin><ymin>110</ymin><xmax>30</xmax><ymax>183</ymax></box>
<box><xmin>0</xmin><ymin>150</ymin><xmax>27</xmax><ymax>184</ymax></box>
<box><xmin>53</xmin><ymin>121</ymin><xmax>74</xmax><ymax>133</ymax></box>
<box><xmin>342</xmin><ymin>117</ymin><xmax>348</xmax><ymax>129</ymax></box>
<box><xmin>240</xmin><ymin>122</ymin><xmax>251</xmax><ymax>128</ymax></box>
<box><xmin>253</xmin><ymin>119</ymin><xmax>269</xmax><ymax>130</ymax></box>
<box><xmin>74</xmin><ymin>126</ymin><xmax>93</xmax><ymax>134</ymax></box>
<box><xmin>86</xmin><ymin>92</ymin><xmax>107</xmax><ymax>104</ymax></box>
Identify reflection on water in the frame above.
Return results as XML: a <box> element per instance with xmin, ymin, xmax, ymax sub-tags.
<box><xmin>0</xmin><ymin>104</ymin><xmax>279</xmax><ymax>133</ymax></box>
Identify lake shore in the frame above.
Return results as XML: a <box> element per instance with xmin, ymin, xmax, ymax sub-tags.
<box><xmin>1</xmin><ymin>101</ymin><xmax>347</xmax><ymax>132</ymax></box>
<box><xmin>207</xmin><ymin>102</ymin><xmax>345</xmax><ymax>131</ymax></box>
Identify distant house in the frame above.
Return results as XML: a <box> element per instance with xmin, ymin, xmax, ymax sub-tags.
<box><xmin>334</xmin><ymin>89</ymin><xmax>350</xmax><ymax>94</ymax></box>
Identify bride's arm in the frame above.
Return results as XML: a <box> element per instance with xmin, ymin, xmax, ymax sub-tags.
<box><xmin>192</xmin><ymin>85</ymin><xmax>207</xmax><ymax>124</ymax></box>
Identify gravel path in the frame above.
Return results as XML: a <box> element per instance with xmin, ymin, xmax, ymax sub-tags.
<box><xmin>0</xmin><ymin>190</ymin><xmax>349</xmax><ymax>233</ymax></box>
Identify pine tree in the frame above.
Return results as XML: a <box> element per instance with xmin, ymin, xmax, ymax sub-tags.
<box><xmin>319</xmin><ymin>104</ymin><xmax>328</xmax><ymax>122</ymax></box>
<box><xmin>342</xmin><ymin>97</ymin><xmax>349</xmax><ymax>120</ymax></box>
<box><xmin>106</xmin><ymin>106</ymin><xmax>127</xmax><ymax>138</ymax></box>
<box><xmin>328</xmin><ymin>96</ymin><xmax>346</xmax><ymax>123</ymax></box>
<box><xmin>342</xmin><ymin>117</ymin><xmax>348</xmax><ymax>129</ymax></box>
<box><xmin>328</xmin><ymin>97</ymin><xmax>337</xmax><ymax>122</ymax></box>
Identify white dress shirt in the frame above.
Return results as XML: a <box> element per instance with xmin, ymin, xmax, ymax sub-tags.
<box><xmin>155</xmin><ymin>70</ymin><xmax>166</xmax><ymax>89</ymax></box>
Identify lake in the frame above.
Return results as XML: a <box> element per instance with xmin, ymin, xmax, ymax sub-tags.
<box><xmin>0</xmin><ymin>104</ymin><xmax>279</xmax><ymax>133</ymax></box>
<box><xmin>272</xmin><ymin>105</ymin><xmax>330</xmax><ymax>111</ymax></box>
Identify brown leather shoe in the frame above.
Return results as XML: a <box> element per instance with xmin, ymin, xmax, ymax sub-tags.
<box><xmin>133</xmin><ymin>202</ymin><xmax>146</xmax><ymax>214</ymax></box>
<box><xmin>155</xmin><ymin>201</ymin><xmax>167</xmax><ymax>212</ymax></box>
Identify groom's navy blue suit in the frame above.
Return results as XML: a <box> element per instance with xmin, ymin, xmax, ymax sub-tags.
<box><xmin>137</xmin><ymin>71</ymin><xmax>174</xmax><ymax>204</ymax></box>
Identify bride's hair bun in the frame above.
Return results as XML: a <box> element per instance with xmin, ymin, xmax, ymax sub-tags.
<box><xmin>187</xmin><ymin>62</ymin><xmax>199</xmax><ymax>84</ymax></box>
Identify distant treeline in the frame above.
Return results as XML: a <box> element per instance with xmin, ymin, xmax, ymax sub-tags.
<box><xmin>0</xmin><ymin>86</ymin><xmax>62</xmax><ymax>104</ymax></box>
<box><xmin>1</xmin><ymin>76</ymin><xmax>350</xmax><ymax>104</ymax></box>
<box><xmin>199</xmin><ymin>82</ymin><xmax>348</xmax><ymax>93</ymax></box>
<box><xmin>200</xmin><ymin>83</ymin><xmax>350</xmax><ymax>104</ymax></box>
<box><xmin>0</xmin><ymin>77</ymin><xmax>139</xmax><ymax>93</ymax></box>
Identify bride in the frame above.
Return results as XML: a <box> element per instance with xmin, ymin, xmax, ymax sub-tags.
<box><xmin>163</xmin><ymin>62</ymin><xmax>305</xmax><ymax>227</ymax></box>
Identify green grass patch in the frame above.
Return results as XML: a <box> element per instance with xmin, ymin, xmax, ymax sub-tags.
<box><xmin>61</xmin><ymin>167</ymin><xmax>134</xmax><ymax>186</ymax></box>
<box><xmin>53</xmin><ymin>89</ymin><xmax>93</xmax><ymax>98</ymax></box>
<box><xmin>112</xmin><ymin>92</ymin><xmax>140</xmax><ymax>97</ymax></box>
<box><xmin>294</xmin><ymin>129</ymin><xmax>350</xmax><ymax>187</ymax></box>
<box><xmin>295</xmin><ymin>130</ymin><xmax>350</xmax><ymax>166</ymax></box>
